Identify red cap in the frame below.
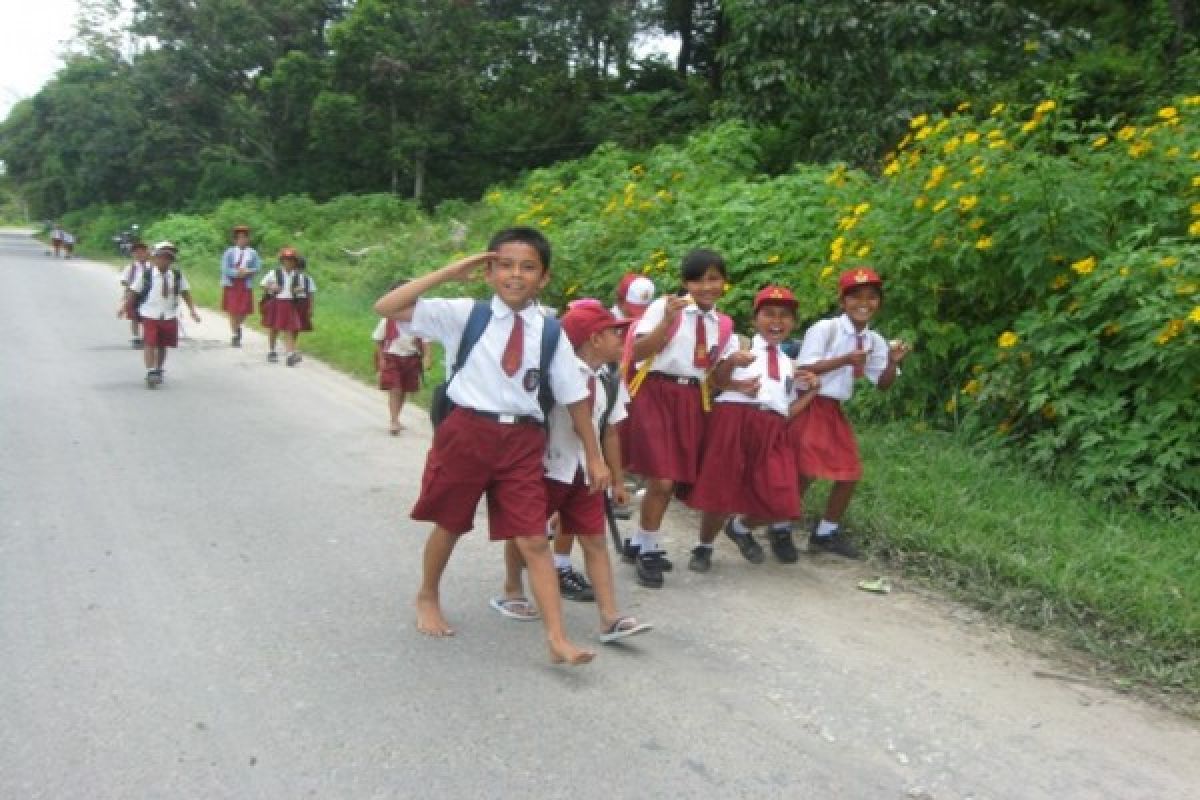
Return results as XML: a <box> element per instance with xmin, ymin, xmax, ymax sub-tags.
<box><xmin>753</xmin><ymin>285</ymin><xmax>798</xmax><ymax>312</ymax></box>
<box><xmin>561</xmin><ymin>300</ymin><xmax>633</xmax><ymax>348</ymax></box>
<box><xmin>233</xmin><ymin>224</ymin><xmax>251</xmax><ymax>234</ymax></box>
<box><xmin>279</xmin><ymin>246</ymin><xmax>299</xmax><ymax>259</ymax></box>
<box><xmin>838</xmin><ymin>267</ymin><xmax>883</xmax><ymax>296</ymax></box>
<box><xmin>616</xmin><ymin>273</ymin><xmax>656</xmax><ymax>315</ymax></box>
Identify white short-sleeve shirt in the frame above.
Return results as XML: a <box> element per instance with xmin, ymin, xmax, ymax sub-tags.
<box><xmin>408</xmin><ymin>296</ymin><xmax>588</xmax><ymax>420</ymax></box>
<box><xmin>261</xmin><ymin>268</ymin><xmax>316</xmax><ymax>299</ymax></box>
<box><xmin>633</xmin><ymin>296</ymin><xmax>739</xmax><ymax>380</ymax></box>
<box><xmin>120</xmin><ymin>261</ymin><xmax>149</xmax><ymax>287</ymax></box>
<box><xmin>129</xmin><ymin>267</ymin><xmax>191</xmax><ymax>320</ymax></box>
<box><xmin>796</xmin><ymin>314</ymin><xmax>889</xmax><ymax>401</ymax></box>
<box><xmin>544</xmin><ymin>360</ymin><xmax>629</xmax><ymax>484</ymax></box>
<box><xmin>714</xmin><ymin>334</ymin><xmax>796</xmax><ymax>416</ymax></box>
<box><xmin>372</xmin><ymin>318</ymin><xmax>423</xmax><ymax>357</ymax></box>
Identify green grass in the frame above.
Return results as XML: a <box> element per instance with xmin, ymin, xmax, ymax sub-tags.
<box><xmin>80</xmin><ymin>238</ymin><xmax>1199</xmax><ymax>705</ymax></box>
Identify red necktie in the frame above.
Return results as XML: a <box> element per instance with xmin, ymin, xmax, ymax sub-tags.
<box><xmin>160</xmin><ymin>269</ymin><xmax>168</xmax><ymax>298</ymax></box>
<box><xmin>502</xmin><ymin>314</ymin><xmax>524</xmax><ymax>376</ymax></box>
<box><xmin>693</xmin><ymin>314</ymin><xmax>709</xmax><ymax>368</ymax></box>
<box><xmin>767</xmin><ymin>344</ymin><xmax>780</xmax><ymax>381</ymax></box>
<box><xmin>853</xmin><ymin>334</ymin><xmax>865</xmax><ymax>378</ymax></box>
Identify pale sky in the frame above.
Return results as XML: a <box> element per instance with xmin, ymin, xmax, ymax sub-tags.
<box><xmin>0</xmin><ymin>0</ymin><xmax>80</xmax><ymax>121</ymax></box>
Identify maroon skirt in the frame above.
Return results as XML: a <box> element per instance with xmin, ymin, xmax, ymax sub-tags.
<box><xmin>221</xmin><ymin>283</ymin><xmax>254</xmax><ymax>316</ymax></box>
<box><xmin>623</xmin><ymin>373</ymin><xmax>706</xmax><ymax>484</ymax></box>
<box><xmin>379</xmin><ymin>353</ymin><xmax>422</xmax><ymax>392</ymax></box>
<box><xmin>686</xmin><ymin>403</ymin><xmax>799</xmax><ymax>520</ymax></box>
<box><xmin>264</xmin><ymin>298</ymin><xmax>303</xmax><ymax>332</ymax></box>
<box><xmin>789</xmin><ymin>395</ymin><xmax>862</xmax><ymax>481</ymax></box>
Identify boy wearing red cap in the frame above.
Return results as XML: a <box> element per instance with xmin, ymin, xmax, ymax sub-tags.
<box><xmin>125</xmin><ymin>241</ymin><xmax>202</xmax><ymax>387</ymax></box>
<box><xmin>220</xmin><ymin>225</ymin><xmax>261</xmax><ymax>347</ymax></box>
<box><xmin>495</xmin><ymin>299</ymin><xmax>652</xmax><ymax>642</ymax></box>
<box><xmin>686</xmin><ymin>286</ymin><xmax>820</xmax><ymax>570</ymax></box>
<box><xmin>260</xmin><ymin>247</ymin><xmax>316</xmax><ymax>367</ymax></box>
<box><xmin>789</xmin><ymin>267</ymin><xmax>910</xmax><ymax>557</ymax></box>
<box><xmin>612</xmin><ymin>273</ymin><xmax>657</xmax><ymax>321</ymax></box>
<box><xmin>373</xmin><ymin>226</ymin><xmax>608</xmax><ymax>666</ymax></box>
<box><xmin>116</xmin><ymin>240</ymin><xmax>151</xmax><ymax>348</ymax></box>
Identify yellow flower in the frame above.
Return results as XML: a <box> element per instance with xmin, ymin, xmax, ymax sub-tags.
<box><xmin>1185</xmin><ymin>96</ymin><xmax>1200</xmax><ymax>106</ymax></box>
<box><xmin>897</xmin><ymin>134</ymin><xmax>913</xmax><ymax>151</ymax></box>
<box><xmin>854</xmin><ymin>202</ymin><xmax>871</xmax><ymax>216</ymax></box>
<box><xmin>914</xmin><ymin>126</ymin><xmax>933</xmax><ymax>141</ymax></box>
<box><xmin>963</xmin><ymin>131</ymin><xmax>981</xmax><ymax>145</ymax></box>
<box><xmin>1189</xmin><ymin>306</ymin><xmax>1200</xmax><ymax>323</ymax></box>
<box><xmin>951</xmin><ymin>180</ymin><xmax>965</xmax><ymax>190</ymax></box>
<box><xmin>968</xmin><ymin>217</ymin><xmax>985</xmax><ymax>230</ymax></box>
<box><xmin>486</xmin><ymin>190</ymin><xmax>504</xmax><ymax>203</ymax></box>
<box><xmin>1190</xmin><ymin>220</ymin><xmax>1200</xmax><ymax>237</ymax></box>
<box><xmin>1160</xmin><ymin>256</ymin><xmax>1180</xmax><ymax>268</ymax></box>
<box><xmin>1117</xmin><ymin>126</ymin><xmax>1137</xmax><ymax>141</ymax></box>
<box><xmin>767</xmin><ymin>254</ymin><xmax>781</xmax><ymax>264</ymax></box>
<box><xmin>1127</xmin><ymin>140</ymin><xmax>1151</xmax><ymax>158</ymax></box>
<box><xmin>988</xmin><ymin>140</ymin><xmax>1008</xmax><ymax>150</ymax></box>
<box><xmin>987</xmin><ymin>129</ymin><xmax>1005</xmax><ymax>140</ymax></box>
<box><xmin>630</xmin><ymin>164</ymin><xmax>645</xmax><ymax>176</ymax></box>
<box><xmin>603</xmin><ymin>198</ymin><xmax>618</xmax><ymax>214</ymax></box>
<box><xmin>1167</xmin><ymin>147</ymin><xmax>1181</xmax><ymax>158</ymax></box>
<box><xmin>638</xmin><ymin>201</ymin><xmax>653</xmax><ymax>211</ymax></box>
<box><xmin>1103</xmin><ymin>323</ymin><xmax>1121</xmax><ymax>336</ymax></box>
<box><xmin>933</xmin><ymin>235</ymin><xmax>947</xmax><ymax>250</ymax></box>
<box><xmin>990</xmin><ymin>102</ymin><xmax>1006</xmax><ymax>116</ymax></box>
<box><xmin>935</xmin><ymin>119</ymin><xmax>950</xmax><ymax>134</ymax></box>
<box><xmin>957</xmin><ymin>101</ymin><xmax>971</xmax><ymax>112</ymax></box>
<box><xmin>624</xmin><ymin>182</ymin><xmax>637</xmax><ymax>194</ymax></box>
<box><xmin>910</xmin><ymin>114</ymin><xmax>929</xmax><ymax>129</ymax></box>
<box><xmin>997</xmin><ymin>331</ymin><xmax>1018</xmax><ymax>348</ymax></box>
<box><xmin>1021</xmin><ymin>120</ymin><xmax>1039</xmax><ymax>134</ymax></box>
<box><xmin>856</xmin><ymin>245</ymin><xmax>871</xmax><ymax>258</ymax></box>
<box><xmin>932</xmin><ymin>199</ymin><xmax>948</xmax><ymax>213</ymax></box>
<box><xmin>838</xmin><ymin>216</ymin><xmax>859</xmax><ymax>232</ymax></box>
<box><xmin>820</xmin><ymin>266</ymin><xmax>835</xmax><ymax>279</ymax></box>
<box><xmin>564</xmin><ymin>284</ymin><xmax>577</xmax><ymax>296</ymax></box>
<box><xmin>1176</xmin><ymin>282</ymin><xmax>1198</xmax><ymax>295</ymax></box>
<box><xmin>944</xmin><ymin>396</ymin><xmax>957</xmax><ymax>413</ymax></box>
<box><xmin>1092</xmin><ymin>135</ymin><xmax>1108</xmax><ymax>148</ymax></box>
<box><xmin>539</xmin><ymin>217</ymin><xmax>553</xmax><ymax>227</ymax></box>
<box><xmin>550</xmin><ymin>185</ymin><xmax>563</xmax><ymax>194</ymax></box>
<box><xmin>962</xmin><ymin>379</ymin><xmax>981</xmax><ymax>396</ymax></box>
<box><xmin>971</xmin><ymin>165</ymin><xmax>987</xmax><ymax>177</ymax></box>
<box><xmin>1194</xmin><ymin>176</ymin><xmax>1200</xmax><ymax>187</ymax></box>
<box><xmin>1158</xmin><ymin>106</ymin><xmax>1178</xmax><ymax>120</ymax></box>
<box><xmin>914</xmin><ymin>196</ymin><xmax>928</xmax><ymax>209</ymax></box>
<box><xmin>1155</xmin><ymin>319</ymin><xmax>1187</xmax><ymax>345</ymax></box>
<box><xmin>656</xmin><ymin>189</ymin><xmax>673</xmax><ymax>201</ymax></box>
<box><xmin>672</xmin><ymin>171</ymin><xmax>685</xmax><ymax>182</ymax></box>
<box><xmin>1071</xmin><ymin>256</ymin><xmax>1097</xmax><ymax>275</ymax></box>
<box><xmin>976</xmin><ymin>236</ymin><xmax>994</xmax><ymax>250</ymax></box>
<box><xmin>1119</xmin><ymin>266</ymin><xmax>1130</xmax><ymax>277</ymax></box>
<box><xmin>958</xmin><ymin>195</ymin><xmax>979</xmax><ymax>212</ymax></box>
<box><xmin>1051</xmin><ymin>274</ymin><xmax>1070</xmax><ymax>290</ymax></box>
<box><xmin>1035</xmin><ymin>99</ymin><xmax>1056</xmax><ymax>115</ymax></box>
<box><xmin>1024</xmin><ymin>40</ymin><xmax>1040</xmax><ymax>53</ymax></box>
<box><xmin>883</xmin><ymin>161</ymin><xmax>900</xmax><ymax>177</ymax></box>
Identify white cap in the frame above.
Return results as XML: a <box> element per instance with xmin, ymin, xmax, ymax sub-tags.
<box><xmin>622</xmin><ymin>276</ymin><xmax>656</xmax><ymax>307</ymax></box>
<box><xmin>153</xmin><ymin>241</ymin><xmax>177</xmax><ymax>257</ymax></box>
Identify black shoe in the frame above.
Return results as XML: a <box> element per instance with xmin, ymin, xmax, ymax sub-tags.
<box><xmin>768</xmin><ymin>525</ymin><xmax>799</xmax><ymax>563</ymax></box>
<box><xmin>622</xmin><ymin>540</ymin><xmax>673</xmax><ymax>571</ymax></box>
<box><xmin>557</xmin><ymin>566</ymin><xmax>595</xmax><ymax>602</ymax></box>
<box><xmin>231</xmin><ymin>331</ymin><xmax>242</xmax><ymax>347</ymax></box>
<box><xmin>688</xmin><ymin>546</ymin><xmax>713</xmax><ymax>573</ymax></box>
<box><xmin>267</xmin><ymin>351</ymin><xmax>279</xmax><ymax>363</ymax></box>
<box><xmin>808</xmin><ymin>529</ymin><xmax>862</xmax><ymax>559</ymax></box>
<box><xmin>635</xmin><ymin>551</ymin><xmax>665</xmax><ymax>588</ymax></box>
<box><xmin>724</xmin><ymin>518</ymin><xmax>765</xmax><ymax>564</ymax></box>
<box><xmin>286</xmin><ymin>352</ymin><xmax>302</xmax><ymax>367</ymax></box>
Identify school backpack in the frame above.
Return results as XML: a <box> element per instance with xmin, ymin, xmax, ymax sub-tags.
<box><xmin>429</xmin><ymin>302</ymin><xmax>562</xmax><ymax>428</ymax></box>
<box><xmin>137</xmin><ymin>268</ymin><xmax>181</xmax><ymax>306</ymax></box>
<box><xmin>596</xmin><ymin>364</ymin><xmax>621</xmax><ymax>435</ymax></box>
<box><xmin>269</xmin><ymin>268</ymin><xmax>311</xmax><ymax>297</ymax></box>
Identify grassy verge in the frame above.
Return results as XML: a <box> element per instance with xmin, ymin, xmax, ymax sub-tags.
<box><xmin>82</xmin><ymin>239</ymin><xmax>1199</xmax><ymax>705</ymax></box>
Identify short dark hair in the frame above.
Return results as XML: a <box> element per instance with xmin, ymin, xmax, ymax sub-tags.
<box><xmin>681</xmin><ymin>248</ymin><xmax>727</xmax><ymax>282</ymax></box>
<box><xmin>488</xmin><ymin>226</ymin><xmax>552</xmax><ymax>271</ymax></box>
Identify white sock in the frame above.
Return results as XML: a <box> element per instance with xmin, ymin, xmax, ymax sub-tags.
<box><xmin>816</xmin><ymin>520</ymin><xmax>839</xmax><ymax>537</ymax></box>
<box><xmin>768</xmin><ymin>522</ymin><xmax>793</xmax><ymax>534</ymax></box>
<box><xmin>694</xmin><ymin>542</ymin><xmax>713</xmax><ymax>551</ymax></box>
<box><xmin>639</xmin><ymin>530</ymin><xmax>662</xmax><ymax>553</ymax></box>
<box><xmin>553</xmin><ymin>554</ymin><xmax>571</xmax><ymax>570</ymax></box>
<box><xmin>730</xmin><ymin>516</ymin><xmax>750</xmax><ymax>535</ymax></box>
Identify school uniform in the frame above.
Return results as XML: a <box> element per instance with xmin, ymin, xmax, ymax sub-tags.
<box><xmin>624</xmin><ymin>296</ymin><xmax>738</xmax><ymax>484</ymax></box>
<box><xmin>790</xmin><ymin>314</ymin><xmax>889</xmax><ymax>481</ymax></box>
<box><xmin>119</xmin><ymin>260</ymin><xmax>150</xmax><ymax>320</ymax></box>
<box><xmin>260</xmin><ymin>268</ymin><xmax>316</xmax><ymax>332</ymax></box>
<box><xmin>220</xmin><ymin>245</ymin><xmax>261</xmax><ymax>315</ymax></box>
<box><xmin>686</xmin><ymin>335</ymin><xmax>800</xmax><ymax>520</ymax></box>
<box><xmin>406</xmin><ymin>296</ymin><xmax>589</xmax><ymax>539</ymax></box>
<box><xmin>129</xmin><ymin>267</ymin><xmax>191</xmax><ymax>348</ymax></box>
<box><xmin>543</xmin><ymin>359</ymin><xmax>629</xmax><ymax>535</ymax></box>
<box><xmin>373</xmin><ymin>318</ymin><xmax>424</xmax><ymax>392</ymax></box>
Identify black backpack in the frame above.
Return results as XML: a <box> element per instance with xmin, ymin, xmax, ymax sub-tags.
<box><xmin>138</xmin><ymin>268</ymin><xmax>181</xmax><ymax>305</ymax></box>
<box><xmin>430</xmin><ymin>302</ymin><xmax>561</xmax><ymax>428</ymax></box>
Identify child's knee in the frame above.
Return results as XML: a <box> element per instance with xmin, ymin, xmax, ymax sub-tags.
<box><xmin>577</xmin><ymin>535</ymin><xmax>605</xmax><ymax>555</ymax></box>
<box><xmin>645</xmin><ymin>478</ymin><xmax>674</xmax><ymax>496</ymax></box>
<box><xmin>514</xmin><ymin>535</ymin><xmax>550</xmax><ymax>557</ymax></box>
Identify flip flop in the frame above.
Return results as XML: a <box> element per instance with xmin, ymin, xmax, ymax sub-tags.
<box><xmin>599</xmin><ymin>616</ymin><xmax>653</xmax><ymax>643</ymax></box>
<box><xmin>489</xmin><ymin>596</ymin><xmax>540</xmax><ymax>621</ymax></box>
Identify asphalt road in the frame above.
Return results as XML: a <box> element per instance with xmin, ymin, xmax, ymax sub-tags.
<box><xmin>1</xmin><ymin>230</ymin><xmax>1198</xmax><ymax>799</ymax></box>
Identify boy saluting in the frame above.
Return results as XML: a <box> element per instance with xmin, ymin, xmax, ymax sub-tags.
<box><xmin>373</xmin><ymin>227</ymin><xmax>609</xmax><ymax>666</ymax></box>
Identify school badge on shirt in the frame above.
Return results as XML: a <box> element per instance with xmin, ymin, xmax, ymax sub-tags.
<box><xmin>522</xmin><ymin>368</ymin><xmax>541</xmax><ymax>392</ymax></box>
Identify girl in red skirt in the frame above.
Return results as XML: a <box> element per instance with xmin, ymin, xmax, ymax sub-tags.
<box><xmin>260</xmin><ymin>247</ymin><xmax>317</xmax><ymax>367</ymax></box>
<box><xmin>622</xmin><ymin>249</ymin><xmax>743</xmax><ymax>588</ymax></box>
<box><xmin>685</xmin><ymin>286</ymin><xmax>821</xmax><ymax>571</ymax></box>
<box><xmin>220</xmin><ymin>224</ymin><xmax>261</xmax><ymax>347</ymax></box>
<box><xmin>790</xmin><ymin>267</ymin><xmax>911</xmax><ymax>558</ymax></box>
<box><xmin>373</xmin><ymin>280</ymin><xmax>430</xmax><ymax>434</ymax></box>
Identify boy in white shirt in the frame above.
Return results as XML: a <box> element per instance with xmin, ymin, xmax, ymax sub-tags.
<box><xmin>116</xmin><ymin>240</ymin><xmax>151</xmax><ymax>348</ymax></box>
<box><xmin>372</xmin><ymin>280</ymin><xmax>432</xmax><ymax>434</ymax></box>
<box><xmin>125</xmin><ymin>241</ymin><xmax>201</xmax><ymax>387</ymax></box>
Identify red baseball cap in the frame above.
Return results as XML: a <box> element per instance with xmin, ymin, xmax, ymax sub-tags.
<box><xmin>753</xmin><ymin>285</ymin><xmax>798</xmax><ymax>312</ymax></box>
<box><xmin>838</xmin><ymin>266</ymin><xmax>883</xmax><ymax>296</ymax></box>
<box><xmin>279</xmin><ymin>246</ymin><xmax>299</xmax><ymax>260</ymax></box>
<box><xmin>561</xmin><ymin>301</ymin><xmax>633</xmax><ymax>348</ymax></box>
<box><xmin>616</xmin><ymin>273</ymin><xmax>656</xmax><ymax>315</ymax></box>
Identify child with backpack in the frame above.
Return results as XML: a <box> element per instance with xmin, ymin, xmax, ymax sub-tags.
<box><xmin>116</xmin><ymin>240</ymin><xmax>151</xmax><ymax>349</ymax></box>
<box><xmin>373</xmin><ymin>280</ymin><xmax>431</xmax><ymax>434</ymax></box>
<box><xmin>685</xmin><ymin>286</ymin><xmax>821</xmax><ymax>571</ymax></box>
<box><xmin>621</xmin><ymin>249</ymin><xmax>746</xmax><ymax>588</ymax></box>
<box><xmin>372</xmin><ymin>226</ymin><xmax>609</xmax><ymax>666</ymax></box>
<box><xmin>260</xmin><ymin>247</ymin><xmax>316</xmax><ymax>366</ymax></box>
<box><xmin>494</xmin><ymin>300</ymin><xmax>652</xmax><ymax>643</ymax></box>
<box><xmin>124</xmin><ymin>241</ymin><xmax>201</xmax><ymax>387</ymax></box>
<box><xmin>220</xmin><ymin>224</ymin><xmax>261</xmax><ymax>347</ymax></box>
<box><xmin>788</xmin><ymin>267</ymin><xmax>911</xmax><ymax>558</ymax></box>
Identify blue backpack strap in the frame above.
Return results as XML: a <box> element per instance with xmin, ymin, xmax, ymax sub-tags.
<box><xmin>450</xmin><ymin>300</ymin><xmax>492</xmax><ymax>379</ymax></box>
<box><xmin>537</xmin><ymin>315</ymin><xmax>562</xmax><ymax>419</ymax></box>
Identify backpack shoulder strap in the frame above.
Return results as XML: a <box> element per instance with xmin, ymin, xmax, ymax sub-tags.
<box><xmin>172</xmin><ymin>269</ymin><xmax>182</xmax><ymax>296</ymax></box>
<box><xmin>597</xmin><ymin>366</ymin><xmax>621</xmax><ymax>433</ymax></box>
<box><xmin>450</xmin><ymin>301</ymin><xmax>492</xmax><ymax>379</ymax></box>
<box><xmin>536</xmin><ymin>314</ymin><xmax>561</xmax><ymax>418</ymax></box>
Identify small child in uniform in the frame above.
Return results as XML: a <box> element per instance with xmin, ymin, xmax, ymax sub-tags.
<box><xmin>373</xmin><ymin>280</ymin><xmax>431</xmax><ymax>434</ymax></box>
<box><xmin>790</xmin><ymin>267</ymin><xmax>911</xmax><ymax>557</ymax></box>
<box><xmin>117</xmin><ymin>240</ymin><xmax>151</xmax><ymax>349</ymax></box>
<box><xmin>685</xmin><ymin>286</ymin><xmax>821</xmax><ymax>570</ymax></box>
<box><xmin>373</xmin><ymin>226</ymin><xmax>609</xmax><ymax>666</ymax></box>
<box><xmin>124</xmin><ymin>241</ymin><xmax>201</xmax><ymax>387</ymax></box>
<box><xmin>621</xmin><ymin>249</ymin><xmax>743</xmax><ymax>588</ymax></box>
<box><xmin>260</xmin><ymin>247</ymin><xmax>316</xmax><ymax>366</ymax></box>
<box><xmin>219</xmin><ymin>224</ymin><xmax>261</xmax><ymax>347</ymax></box>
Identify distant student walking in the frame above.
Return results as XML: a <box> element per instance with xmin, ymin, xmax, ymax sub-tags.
<box><xmin>117</xmin><ymin>240</ymin><xmax>151</xmax><ymax>349</ymax></box>
<box><xmin>260</xmin><ymin>247</ymin><xmax>316</xmax><ymax>366</ymax></box>
<box><xmin>373</xmin><ymin>280</ymin><xmax>431</xmax><ymax>435</ymax></box>
<box><xmin>220</xmin><ymin>224</ymin><xmax>261</xmax><ymax>347</ymax></box>
<box><xmin>123</xmin><ymin>241</ymin><xmax>201</xmax><ymax>388</ymax></box>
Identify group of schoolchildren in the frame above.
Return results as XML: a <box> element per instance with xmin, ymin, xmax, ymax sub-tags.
<box><xmin>115</xmin><ymin>226</ymin><xmax>318</xmax><ymax>386</ymax></box>
<box><xmin>373</xmin><ymin>225</ymin><xmax>910</xmax><ymax>666</ymax></box>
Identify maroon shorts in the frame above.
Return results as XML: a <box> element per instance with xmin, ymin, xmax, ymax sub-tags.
<box><xmin>123</xmin><ymin>295</ymin><xmax>141</xmax><ymax>322</ymax></box>
<box><xmin>142</xmin><ymin>318</ymin><xmax>179</xmax><ymax>348</ymax></box>
<box><xmin>624</xmin><ymin>374</ymin><xmax>705</xmax><ymax>484</ymax></box>
<box><xmin>789</xmin><ymin>396</ymin><xmax>862</xmax><ymax>481</ymax></box>
<box><xmin>265</xmin><ymin>298</ymin><xmax>303</xmax><ymax>332</ymax></box>
<box><xmin>294</xmin><ymin>297</ymin><xmax>313</xmax><ymax>332</ymax></box>
<box><xmin>221</xmin><ymin>284</ymin><xmax>254</xmax><ymax>316</ymax></box>
<box><xmin>545</xmin><ymin>472</ymin><xmax>605</xmax><ymax>536</ymax></box>
<box><xmin>685</xmin><ymin>403</ymin><xmax>799</xmax><ymax>520</ymax></box>
<box><xmin>410</xmin><ymin>407</ymin><xmax>548</xmax><ymax>538</ymax></box>
<box><xmin>380</xmin><ymin>353</ymin><xmax>422</xmax><ymax>392</ymax></box>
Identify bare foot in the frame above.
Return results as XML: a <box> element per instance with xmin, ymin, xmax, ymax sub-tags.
<box><xmin>416</xmin><ymin>596</ymin><xmax>455</xmax><ymax>637</ymax></box>
<box><xmin>548</xmin><ymin>638</ymin><xmax>595</xmax><ymax>666</ymax></box>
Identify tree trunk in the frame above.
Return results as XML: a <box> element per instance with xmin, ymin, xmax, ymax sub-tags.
<box><xmin>413</xmin><ymin>149</ymin><xmax>426</xmax><ymax>204</ymax></box>
<box><xmin>676</xmin><ymin>0</ymin><xmax>694</xmax><ymax>76</ymax></box>
<box><xmin>1167</xmin><ymin>0</ymin><xmax>1188</xmax><ymax>60</ymax></box>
